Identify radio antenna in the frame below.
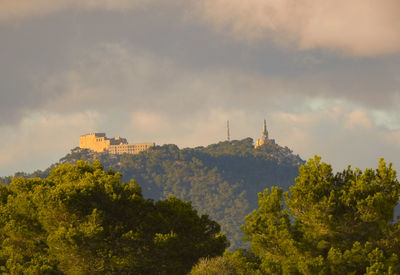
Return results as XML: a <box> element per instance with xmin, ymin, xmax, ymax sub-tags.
<box><xmin>227</xmin><ymin>120</ymin><xmax>231</xmax><ymax>141</ymax></box>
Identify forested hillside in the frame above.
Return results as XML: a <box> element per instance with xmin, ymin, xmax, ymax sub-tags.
<box><xmin>1</xmin><ymin>138</ymin><xmax>304</xmax><ymax>248</ymax></box>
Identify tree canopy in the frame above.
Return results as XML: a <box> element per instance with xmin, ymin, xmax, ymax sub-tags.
<box><xmin>0</xmin><ymin>161</ymin><xmax>228</xmax><ymax>274</ymax></box>
<box><xmin>242</xmin><ymin>156</ymin><xmax>400</xmax><ymax>274</ymax></box>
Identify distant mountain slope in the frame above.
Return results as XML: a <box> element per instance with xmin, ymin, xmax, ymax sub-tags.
<box><xmin>1</xmin><ymin>138</ymin><xmax>304</xmax><ymax>248</ymax></box>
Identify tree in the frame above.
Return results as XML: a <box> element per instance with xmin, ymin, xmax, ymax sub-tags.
<box><xmin>189</xmin><ymin>249</ymin><xmax>261</xmax><ymax>275</ymax></box>
<box><xmin>0</xmin><ymin>161</ymin><xmax>228</xmax><ymax>274</ymax></box>
<box><xmin>242</xmin><ymin>156</ymin><xmax>400</xmax><ymax>274</ymax></box>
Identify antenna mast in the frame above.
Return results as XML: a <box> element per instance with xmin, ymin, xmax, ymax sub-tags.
<box><xmin>227</xmin><ymin>120</ymin><xmax>230</xmax><ymax>141</ymax></box>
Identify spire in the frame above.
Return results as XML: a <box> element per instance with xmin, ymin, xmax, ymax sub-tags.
<box><xmin>262</xmin><ymin>119</ymin><xmax>268</xmax><ymax>140</ymax></box>
<box><xmin>254</xmin><ymin>119</ymin><xmax>269</xmax><ymax>148</ymax></box>
<box><xmin>227</xmin><ymin>120</ymin><xmax>231</xmax><ymax>141</ymax></box>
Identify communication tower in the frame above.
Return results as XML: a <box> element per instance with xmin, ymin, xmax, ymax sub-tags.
<box><xmin>227</xmin><ymin>120</ymin><xmax>231</xmax><ymax>141</ymax></box>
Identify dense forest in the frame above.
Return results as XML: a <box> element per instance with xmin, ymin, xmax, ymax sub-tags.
<box><xmin>0</xmin><ymin>138</ymin><xmax>304</xmax><ymax>248</ymax></box>
<box><xmin>0</xmin><ymin>161</ymin><xmax>228</xmax><ymax>274</ymax></box>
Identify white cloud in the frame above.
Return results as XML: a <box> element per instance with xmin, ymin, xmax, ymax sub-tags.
<box><xmin>130</xmin><ymin>111</ymin><xmax>172</xmax><ymax>134</ymax></box>
<box><xmin>344</xmin><ymin>110</ymin><xmax>373</xmax><ymax>130</ymax></box>
<box><xmin>173</xmin><ymin>109</ymin><xmax>249</xmax><ymax>148</ymax></box>
<box><xmin>270</xmin><ymin>109</ymin><xmax>335</xmax><ymax>156</ymax></box>
<box><xmin>127</xmin><ymin>109</ymin><xmax>251</xmax><ymax>148</ymax></box>
<box><xmin>2</xmin><ymin>1</ymin><xmax>400</xmax><ymax>57</ymax></box>
<box><xmin>0</xmin><ymin>111</ymin><xmax>100</xmax><ymax>175</ymax></box>
<box><xmin>269</xmin><ymin>105</ymin><xmax>400</xmax><ymax>171</ymax></box>
<box><xmin>196</xmin><ymin>0</ymin><xmax>400</xmax><ymax>56</ymax></box>
<box><xmin>37</xmin><ymin>43</ymin><xmax>298</xmax><ymax>118</ymax></box>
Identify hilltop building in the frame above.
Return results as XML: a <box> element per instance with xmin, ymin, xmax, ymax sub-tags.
<box><xmin>79</xmin><ymin>133</ymin><xmax>155</xmax><ymax>154</ymax></box>
<box><xmin>255</xmin><ymin>119</ymin><xmax>274</xmax><ymax>148</ymax></box>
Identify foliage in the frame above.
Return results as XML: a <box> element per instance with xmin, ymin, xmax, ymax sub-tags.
<box><xmin>1</xmin><ymin>138</ymin><xmax>303</xmax><ymax>248</ymax></box>
<box><xmin>242</xmin><ymin>156</ymin><xmax>400</xmax><ymax>274</ymax></box>
<box><xmin>189</xmin><ymin>249</ymin><xmax>261</xmax><ymax>275</ymax></box>
<box><xmin>189</xmin><ymin>256</ymin><xmax>238</xmax><ymax>275</ymax></box>
<box><xmin>0</xmin><ymin>176</ymin><xmax>12</xmax><ymax>186</ymax></box>
<box><xmin>0</xmin><ymin>161</ymin><xmax>228</xmax><ymax>274</ymax></box>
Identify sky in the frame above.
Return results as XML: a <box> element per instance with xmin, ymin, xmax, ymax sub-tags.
<box><xmin>1</xmin><ymin>0</ymin><xmax>400</xmax><ymax>175</ymax></box>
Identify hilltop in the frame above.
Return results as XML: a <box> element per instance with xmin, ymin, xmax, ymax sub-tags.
<box><xmin>1</xmin><ymin>138</ymin><xmax>304</xmax><ymax>248</ymax></box>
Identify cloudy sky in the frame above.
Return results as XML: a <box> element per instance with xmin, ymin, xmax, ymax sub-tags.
<box><xmin>1</xmin><ymin>0</ymin><xmax>400</xmax><ymax>175</ymax></box>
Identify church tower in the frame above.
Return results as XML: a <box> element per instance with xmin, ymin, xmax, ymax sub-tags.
<box><xmin>255</xmin><ymin>119</ymin><xmax>269</xmax><ymax>148</ymax></box>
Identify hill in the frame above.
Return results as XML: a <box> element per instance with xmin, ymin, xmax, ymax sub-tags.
<box><xmin>1</xmin><ymin>138</ymin><xmax>304</xmax><ymax>248</ymax></box>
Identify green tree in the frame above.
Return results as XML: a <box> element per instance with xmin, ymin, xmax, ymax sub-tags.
<box><xmin>190</xmin><ymin>249</ymin><xmax>261</xmax><ymax>275</ymax></box>
<box><xmin>0</xmin><ymin>161</ymin><xmax>228</xmax><ymax>274</ymax></box>
<box><xmin>242</xmin><ymin>156</ymin><xmax>400</xmax><ymax>274</ymax></box>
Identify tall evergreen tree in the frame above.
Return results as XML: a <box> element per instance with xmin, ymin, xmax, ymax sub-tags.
<box><xmin>242</xmin><ymin>156</ymin><xmax>400</xmax><ymax>274</ymax></box>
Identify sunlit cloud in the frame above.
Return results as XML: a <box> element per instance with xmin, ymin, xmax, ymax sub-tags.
<box><xmin>344</xmin><ymin>110</ymin><xmax>373</xmax><ymax>130</ymax></box>
<box><xmin>129</xmin><ymin>111</ymin><xmax>172</xmax><ymax>134</ymax></box>
<box><xmin>2</xmin><ymin>0</ymin><xmax>400</xmax><ymax>56</ymax></box>
<box><xmin>0</xmin><ymin>111</ymin><xmax>100</xmax><ymax>175</ymax></box>
<box><xmin>196</xmin><ymin>0</ymin><xmax>400</xmax><ymax>56</ymax></box>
